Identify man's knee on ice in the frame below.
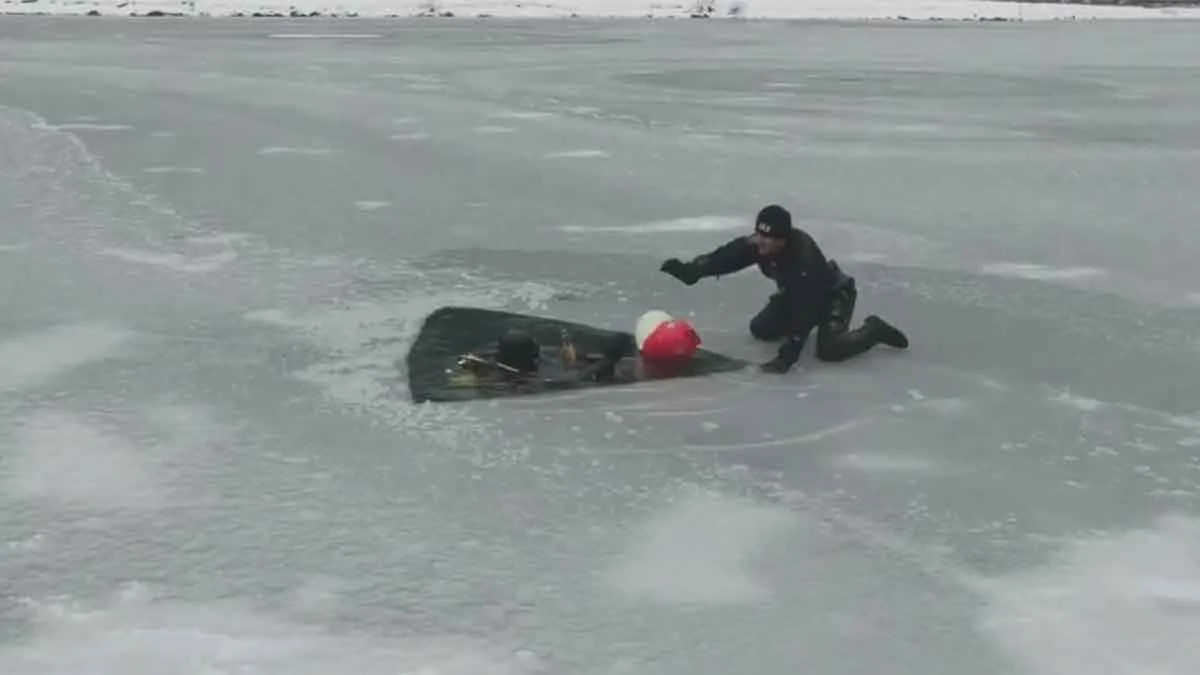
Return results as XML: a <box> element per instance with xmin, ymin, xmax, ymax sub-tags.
<box><xmin>750</xmin><ymin>312</ymin><xmax>787</xmax><ymax>341</ymax></box>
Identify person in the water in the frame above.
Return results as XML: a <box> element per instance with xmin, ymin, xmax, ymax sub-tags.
<box><xmin>448</xmin><ymin>312</ymin><xmax>706</xmax><ymax>392</ymax></box>
<box><xmin>448</xmin><ymin>328</ymin><xmax>637</xmax><ymax>393</ymax></box>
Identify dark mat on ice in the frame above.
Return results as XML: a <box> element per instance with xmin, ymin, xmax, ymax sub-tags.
<box><xmin>404</xmin><ymin>306</ymin><xmax>750</xmax><ymax>403</ymax></box>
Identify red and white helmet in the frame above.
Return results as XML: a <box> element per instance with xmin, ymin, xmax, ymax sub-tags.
<box><xmin>635</xmin><ymin>310</ymin><xmax>701</xmax><ymax>362</ymax></box>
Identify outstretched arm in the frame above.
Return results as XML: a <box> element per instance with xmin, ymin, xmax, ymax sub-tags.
<box><xmin>661</xmin><ymin>236</ymin><xmax>757</xmax><ymax>285</ymax></box>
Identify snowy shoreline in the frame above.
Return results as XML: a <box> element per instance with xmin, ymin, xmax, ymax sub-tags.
<box><xmin>5</xmin><ymin>0</ymin><xmax>1200</xmax><ymax>20</ymax></box>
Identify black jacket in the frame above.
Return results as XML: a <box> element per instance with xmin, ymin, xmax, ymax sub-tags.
<box><xmin>691</xmin><ymin>229</ymin><xmax>839</xmax><ymax>313</ymax></box>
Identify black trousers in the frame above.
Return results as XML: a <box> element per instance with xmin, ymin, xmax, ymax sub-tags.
<box><xmin>748</xmin><ymin>269</ymin><xmax>880</xmax><ymax>362</ymax></box>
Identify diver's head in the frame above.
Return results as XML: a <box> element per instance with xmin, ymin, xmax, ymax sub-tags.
<box><xmin>751</xmin><ymin>204</ymin><xmax>791</xmax><ymax>257</ymax></box>
<box><xmin>495</xmin><ymin>329</ymin><xmax>540</xmax><ymax>374</ymax></box>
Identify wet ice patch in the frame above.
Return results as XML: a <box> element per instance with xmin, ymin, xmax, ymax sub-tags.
<box><xmin>99</xmin><ymin>247</ymin><xmax>237</xmax><ymax>274</ymax></box>
<box><xmin>5</xmin><ymin>410</ymin><xmax>165</xmax><ymax>510</ymax></box>
<box><xmin>980</xmin><ymin>262</ymin><xmax>1105</xmax><ymax>282</ymax></box>
<box><xmin>544</xmin><ymin>149</ymin><xmax>609</xmax><ymax>159</ymax></box>
<box><xmin>389</xmin><ymin>131</ymin><xmax>432</xmax><ymax>141</ymax></box>
<box><xmin>266</xmin><ymin>33</ymin><xmax>384</xmax><ymax>39</ymax></box>
<box><xmin>560</xmin><ymin>215</ymin><xmax>743</xmax><ymax>234</ymax></box>
<box><xmin>0</xmin><ymin>322</ymin><xmax>133</xmax><ymax>394</ymax></box>
<box><xmin>978</xmin><ymin>514</ymin><xmax>1200</xmax><ymax>675</ymax></box>
<box><xmin>603</xmin><ymin>486</ymin><xmax>794</xmax><ymax>605</ymax></box>
<box><xmin>0</xmin><ymin>243</ymin><xmax>29</xmax><ymax>252</ymax></box>
<box><xmin>0</xmin><ymin>584</ymin><xmax>545</xmax><ymax>675</ymax></box>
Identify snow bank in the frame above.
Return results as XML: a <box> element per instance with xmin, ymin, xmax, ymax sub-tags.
<box><xmin>4</xmin><ymin>0</ymin><xmax>1200</xmax><ymax>20</ymax></box>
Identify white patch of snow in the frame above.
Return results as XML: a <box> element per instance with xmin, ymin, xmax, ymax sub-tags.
<box><xmin>99</xmin><ymin>247</ymin><xmax>238</xmax><ymax>274</ymax></box>
<box><xmin>489</xmin><ymin>110</ymin><xmax>555</xmax><ymax>120</ymax></box>
<box><xmin>186</xmin><ymin>231</ymin><xmax>252</xmax><ymax>246</ymax></box>
<box><xmin>831</xmin><ymin>452</ymin><xmax>942</xmax><ymax>474</ymax></box>
<box><xmin>979</xmin><ymin>262</ymin><xmax>1106</xmax><ymax>282</ymax></box>
<box><xmin>0</xmin><ymin>584</ymin><xmax>546</xmax><ymax>675</ymax></box>
<box><xmin>353</xmin><ymin>200</ymin><xmax>392</xmax><ymax>211</ymax></box>
<box><xmin>979</xmin><ymin>514</ymin><xmax>1200</xmax><ymax>675</ymax></box>
<box><xmin>266</xmin><ymin>32</ymin><xmax>385</xmax><ymax>38</ymax></box>
<box><xmin>39</xmin><ymin>122</ymin><xmax>132</xmax><ymax>131</ymax></box>
<box><xmin>5</xmin><ymin>410</ymin><xmax>165</xmax><ymax>510</ymax></box>
<box><xmin>142</xmin><ymin>166</ymin><xmax>207</xmax><ymax>174</ymax></box>
<box><xmin>0</xmin><ymin>323</ymin><xmax>133</xmax><ymax>394</ymax></box>
<box><xmin>543</xmin><ymin>149</ymin><xmax>610</xmax><ymax>159</ymax></box>
<box><xmin>257</xmin><ymin>146</ymin><xmax>340</xmax><ymax>156</ymax></box>
<box><xmin>472</xmin><ymin>125</ymin><xmax>518</xmax><ymax>135</ymax></box>
<box><xmin>1049</xmin><ymin>391</ymin><xmax>1105</xmax><ymax>412</ymax></box>
<box><xmin>915</xmin><ymin>397</ymin><xmax>971</xmax><ymax>416</ymax></box>
<box><xmin>560</xmin><ymin>215</ymin><xmax>744</xmax><ymax>234</ymax></box>
<box><xmin>603</xmin><ymin>485</ymin><xmax>794</xmax><ymax>605</ymax></box>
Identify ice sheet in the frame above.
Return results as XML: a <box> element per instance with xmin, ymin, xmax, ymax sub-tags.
<box><xmin>2</xmin><ymin>17</ymin><xmax>1199</xmax><ymax>675</ymax></box>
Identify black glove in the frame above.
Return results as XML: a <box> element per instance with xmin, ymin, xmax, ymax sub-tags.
<box><xmin>660</xmin><ymin>258</ymin><xmax>702</xmax><ymax>286</ymax></box>
<box><xmin>760</xmin><ymin>354</ymin><xmax>794</xmax><ymax>374</ymax></box>
<box><xmin>760</xmin><ymin>335</ymin><xmax>804</xmax><ymax>374</ymax></box>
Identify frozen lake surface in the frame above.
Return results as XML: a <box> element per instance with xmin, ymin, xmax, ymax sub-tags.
<box><xmin>2</xmin><ymin>16</ymin><xmax>1200</xmax><ymax>675</ymax></box>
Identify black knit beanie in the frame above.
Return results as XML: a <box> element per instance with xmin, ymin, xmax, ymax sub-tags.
<box><xmin>754</xmin><ymin>204</ymin><xmax>792</xmax><ymax>239</ymax></box>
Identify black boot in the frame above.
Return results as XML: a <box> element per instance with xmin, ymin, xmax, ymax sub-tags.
<box><xmin>865</xmin><ymin>315</ymin><xmax>908</xmax><ymax>349</ymax></box>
